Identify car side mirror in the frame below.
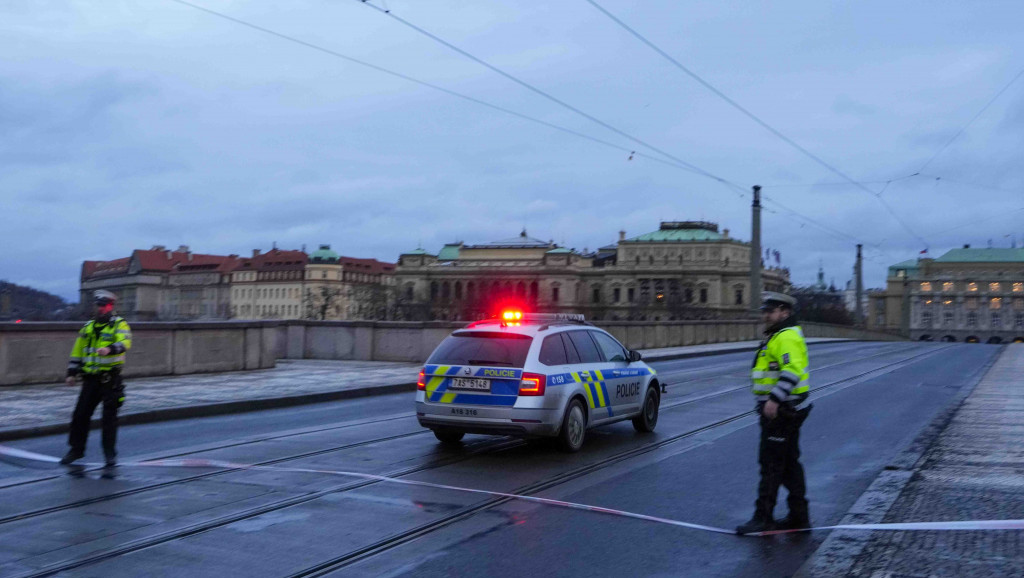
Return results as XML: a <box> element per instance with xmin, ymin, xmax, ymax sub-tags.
<box><xmin>628</xmin><ymin>350</ymin><xmax>642</xmax><ymax>363</ymax></box>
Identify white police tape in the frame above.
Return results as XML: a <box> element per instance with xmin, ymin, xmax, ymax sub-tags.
<box><xmin>2</xmin><ymin>444</ymin><xmax>1023</xmax><ymax>537</ymax></box>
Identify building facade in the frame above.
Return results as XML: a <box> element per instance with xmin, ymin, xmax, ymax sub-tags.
<box><xmin>394</xmin><ymin>222</ymin><xmax>790</xmax><ymax>321</ymax></box>
<box><xmin>868</xmin><ymin>247</ymin><xmax>1024</xmax><ymax>343</ymax></box>
<box><xmin>81</xmin><ymin>245</ymin><xmax>395</xmax><ymax>321</ymax></box>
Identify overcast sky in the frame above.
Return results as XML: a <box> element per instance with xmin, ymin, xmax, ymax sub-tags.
<box><xmin>3</xmin><ymin>1</ymin><xmax>1023</xmax><ymax>301</ymax></box>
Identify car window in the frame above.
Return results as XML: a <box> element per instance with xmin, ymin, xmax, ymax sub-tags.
<box><xmin>560</xmin><ymin>333</ymin><xmax>582</xmax><ymax>364</ymax></box>
<box><xmin>565</xmin><ymin>330</ymin><xmax>602</xmax><ymax>363</ymax></box>
<box><xmin>591</xmin><ymin>331</ymin><xmax>627</xmax><ymax>362</ymax></box>
<box><xmin>427</xmin><ymin>332</ymin><xmax>533</xmax><ymax>367</ymax></box>
<box><xmin>539</xmin><ymin>334</ymin><xmax>569</xmax><ymax>366</ymax></box>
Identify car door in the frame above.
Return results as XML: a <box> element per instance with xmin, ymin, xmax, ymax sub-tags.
<box><xmin>564</xmin><ymin>330</ymin><xmax>614</xmax><ymax>420</ymax></box>
<box><xmin>589</xmin><ymin>330</ymin><xmax>641</xmax><ymax>416</ymax></box>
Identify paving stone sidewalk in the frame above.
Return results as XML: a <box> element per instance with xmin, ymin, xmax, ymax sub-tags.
<box><xmin>798</xmin><ymin>344</ymin><xmax>1024</xmax><ymax>577</ymax></box>
<box><xmin>0</xmin><ymin>338</ymin><xmax>847</xmax><ymax>440</ymax></box>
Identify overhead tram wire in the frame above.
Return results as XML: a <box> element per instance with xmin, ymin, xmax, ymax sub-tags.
<box><xmin>170</xmin><ymin>0</ymin><xmax>876</xmax><ymax>252</ymax></box>
<box><xmin>583</xmin><ymin>0</ymin><xmax>931</xmax><ymax>248</ymax></box>
<box><xmin>166</xmin><ymin>0</ymin><xmax>735</xmax><ymax>189</ymax></box>
<box><xmin>354</xmin><ymin>0</ymin><xmax>747</xmax><ymax>197</ymax></box>
<box><xmin>916</xmin><ymin>66</ymin><xmax>1024</xmax><ymax>173</ymax></box>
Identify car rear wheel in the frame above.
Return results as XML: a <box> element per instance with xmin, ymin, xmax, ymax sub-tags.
<box><xmin>632</xmin><ymin>386</ymin><xmax>659</xmax><ymax>433</ymax></box>
<box><xmin>433</xmin><ymin>428</ymin><xmax>465</xmax><ymax>444</ymax></box>
<box><xmin>557</xmin><ymin>399</ymin><xmax>587</xmax><ymax>453</ymax></box>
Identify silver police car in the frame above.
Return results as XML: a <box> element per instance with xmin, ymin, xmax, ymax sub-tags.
<box><xmin>415</xmin><ymin>312</ymin><xmax>661</xmax><ymax>452</ymax></box>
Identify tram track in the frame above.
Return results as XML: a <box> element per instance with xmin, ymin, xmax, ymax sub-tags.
<box><xmin>11</xmin><ymin>343</ymin><xmax>952</xmax><ymax>578</ymax></box>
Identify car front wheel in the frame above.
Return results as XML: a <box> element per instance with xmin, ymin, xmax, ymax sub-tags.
<box><xmin>632</xmin><ymin>386</ymin><xmax>659</xmax><ymax>433</ymax></box>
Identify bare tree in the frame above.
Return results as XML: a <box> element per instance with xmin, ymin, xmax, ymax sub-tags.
<box><xmin>349</xmin><ymin>283</ymin><xmax>398</xmax><ymax>320</ymax></box>
<box><xmin>304</xmin><ymin>286</ymin><xmax>345</xmax><ymax>320</ymax></box>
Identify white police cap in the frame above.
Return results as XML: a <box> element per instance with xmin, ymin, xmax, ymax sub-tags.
<box><xmin>760</xmin><ymin>291</ymin><xmax>797</xmax><ymax>310</ymax></box>
<box><xmin>93</xmin><ymin>290</ymin><xmax>117</xmax><ymax>304</ymax></box>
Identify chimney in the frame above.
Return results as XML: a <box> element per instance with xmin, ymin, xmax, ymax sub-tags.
<box><xmin>178</xmin><ymin>245</ymin><xmax>189</xmax><ymax>253</ymax></box>
<box><xmin>151</xmin><ymin>245</ymin><xmax>165</xmax><ymax>251</ymax></box>
<box><xmin>252</xmin><ymin>249</ymin><xmax>261</xmax><ymax>258</ymax></box>
<box><xmin>723</xmin><ymin>228</ymin><xmax>730</xmax><ymax>239</ymax></box>
<box><xmin>166</xmin><ymin>250</ymin><xmax>173</xmax><ymax>259</ymax></box>
<box><xmin>619</xmin><ymin>230</ymin><xmax>626</xmax><ymax>242</ymax></box>
<box><xmin>963</xmin><ymin>244</ymin><xmax>970</xmax><ymax>249</ymax></box>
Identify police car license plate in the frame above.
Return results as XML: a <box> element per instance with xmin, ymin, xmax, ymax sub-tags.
<box><xmin>450</xmin><ymin>378</ymin><xmax>490</xmax><ymax>392</ymax></box>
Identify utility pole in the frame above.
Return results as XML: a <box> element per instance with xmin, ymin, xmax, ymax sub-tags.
<box><xmin>855</xmin><ymin>244</ymin><xmax>864</xmax><ymax>326</ymax></box>
<box><xmin>750</xmin><ymin>185</ymin><xmax>762</xmax><ymax>312</ymax></box>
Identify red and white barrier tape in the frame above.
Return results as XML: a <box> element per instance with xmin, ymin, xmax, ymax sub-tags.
<box><xmin>3</xmin><ymin>444</ymin><xmax>1023</xmax><ymax>537</ymax></box>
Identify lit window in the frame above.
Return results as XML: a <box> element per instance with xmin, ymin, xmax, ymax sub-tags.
<box><xmin>943</xmin><ymin>299</ymin><xmax>953</xmax><ymax>306</ymax></box>
<box><xmin>943</xmin><ymin>282</ymin><xmax>954</xmax><ymax>292</ymax></box>
<box><xmin>968</xmin><ymin>282</ymin><xmax>978</xmax><ymax>292</ymax></box>
<box><xmin>1014</xmin><ymin>283</ymin><xmax>1023</xmax><ymax>293</ymax></box>
<box><xmin>920</xmin><ymin>282</ymin><xmax>932</xmax><ymax>292</ymax></box>
<box><xmin>989</xmin><ymin>282</ymin><xmax>1001</xmax><ymax>292</ymax></box>
<box><xmin>991</xmin><ymin>297</ymin><xmax>1002</xmax><ymax>310</ymax></box>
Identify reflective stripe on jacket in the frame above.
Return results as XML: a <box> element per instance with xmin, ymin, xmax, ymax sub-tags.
<box><xmin>751</xmin><ymin>325</ymin><xmax>809</xmax><ymax>404</ymax></box>
<box><xmin>67</xmin><ymin>317</ymin><xmax>133</xmax><ymax>375</ymax></box>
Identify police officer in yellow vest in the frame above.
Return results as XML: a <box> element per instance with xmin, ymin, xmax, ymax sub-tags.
<box><xmin>736</xmin><ymin>291</ymin><xmax>813</xmax><ymax>535</ymax></box>
<box><xmin>60</xmin><ymin>290</ymin><xmax>133</xmax><ymax>466</ymax></box>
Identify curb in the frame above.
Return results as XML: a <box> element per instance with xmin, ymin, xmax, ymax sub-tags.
<box><xmin>0</xmin><ymin>381</ymin><xmax>418</xmax><ymax>442</ymax></box>
<box><xmin>0</xmin><ymin>338</ymin><xmax>867</xmax><ymax>443</ymax></box>
<box><xmin>793</xmin><ymin>344</ymin><xmax>1004</xmax><ymax>577</ymax></box>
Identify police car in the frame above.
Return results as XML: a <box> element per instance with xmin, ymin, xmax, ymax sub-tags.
<box><xmin>415</xmin><ymin>312</ymin><xmax>661</xmax><ymax>452</ymax></box>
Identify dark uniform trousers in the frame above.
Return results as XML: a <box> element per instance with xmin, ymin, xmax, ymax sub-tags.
<box><xmin>68</xmin><ymin>371</ymin><xmax>123</xmax><ymax>455</ymax></box>
<box><xmin>755</xmin><ymin>404</ymin><xmax>811</xmax><ymax>518</ymax></box>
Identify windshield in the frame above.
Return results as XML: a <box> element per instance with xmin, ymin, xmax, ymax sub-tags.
<box><xmin>427</xmin><ymin>332</ymin><xmax>533</xmax><ymax>368</ymax></box>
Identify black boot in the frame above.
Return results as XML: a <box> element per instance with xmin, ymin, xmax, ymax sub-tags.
<box><xmin>736</xmin><ymin>512</ymin><xmax>775</xmax><ymax>535</ymax></box>
<box><xmin>60</xmin><ymin>450</ymin><xmax>84</xmax><ymax>465</ymax></box>
<box><xmin>776</xmin><ymin>509</ymin><xmax>810</xmax><ymax>531</ymax></box>
<box><xmin>104</xmin><ymin>451</ymin><xmax>117</xmax><ymax>467</ymax></box>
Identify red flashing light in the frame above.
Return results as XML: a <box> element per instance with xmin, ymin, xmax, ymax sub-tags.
<box><xmin>417</xmin><ymin>370</ymin><xmax>426</xmax><ymax>391</ymax></box>
<box><xmin>502</xmin><ymin>310</ymin><xmax>523</xmax><ymax>321</ymax></box>
<box><xmin>15</xmin><ymin>319</ymin><xmax>22</xmax><ymax>324</ymax></box>
<box><xmin>519</xmin><ymin>372</ymin><xmax>546</xmax><ymax>396</ymax></box>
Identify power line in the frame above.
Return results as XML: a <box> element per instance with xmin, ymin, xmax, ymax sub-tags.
<box><xmin>354</xmin><ymin>0</ymin><xmax>747</xmax><ymax>194</ymax></box>
<box><xmin>917</xmin><ymin>66</ymin><xmax>1024</xmax><ymax>173</ymax></box>
<box><xmin>762</xmin><ymin>173</ymin><xmax>920</xmax><ymax>189</ymax></box>
<box><xmin>582</xmin><ymin>0</ymin><xmax>931</xmax><ymax>248</ymax></box>
<box><xmin>165</xmin><ymin>0</ymin><xmax>739</xmax><ymax>190</ymax></box>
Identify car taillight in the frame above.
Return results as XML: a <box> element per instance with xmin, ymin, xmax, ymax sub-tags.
<box><xmin>519</xmin><ymin>372</ymin><xmax>546</xmax><ymax>396</ymax></box>
<box><xmin>417</xmin><ymin>370</ymin><xmax>426</xmax><ymax>391</ymax></box>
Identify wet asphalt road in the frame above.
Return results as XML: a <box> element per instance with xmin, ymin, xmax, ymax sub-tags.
<box><xmin>0</xmin><ymin>342</ymin><xmax>1000</xmax><ymax>577</ymax></box>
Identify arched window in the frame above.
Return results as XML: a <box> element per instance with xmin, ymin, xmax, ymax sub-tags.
<box><xmin>684</xmin><ymin>288</ymin><xmax>693</xmax><ymax>303</ymax></box>
<box><xmin>530</xmin><ymin>281</ymin><xmax>539</xmax><ymax>302</ymax></box>
<box><xmin>516</xmin><ymin>281</ymin><xmax>526</xmax><ymax>297</ymax></box>
<box><xmin>430</xmin><ymin>281</ymin><xmax>438</xmax><ymax>301</ymax></box>
<box><xmin>454</xmin><ymin>281</ymin><xmax>463</xmax><ymax>299</ymax></box>
<box><xmin>467</xmin><ymin>281</ymin><xmax>476</xmax><ymax>301</ymax></box>
<box><xmin>442</xmin><ymin>281</ymin><xmax>451</xmax><ymax>300</ymax></box>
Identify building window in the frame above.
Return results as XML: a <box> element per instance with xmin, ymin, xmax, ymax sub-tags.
<box><xmin>649</xmin><ymin>256</ymin><xmax>654</xmax><ymax>265</ymax></box>
<box><xmin>992</xmin><ymin>313</ymin><xmax>1002</xmax><ymax>328</ymax></box>
<box><xmin>684</xmin><ymin>288</ymin><xmax>693</xmax><ymax>303</ymax></box>
<box><xmin>968</xmin><ymin>282</ymin><xmax>978</xmax><ymax>292</ymax></box>
<box><xmin>1016</xmin><ymin>313</ymin><xmax>1024</xmax><ymax>329</ymax></box>
<box><xmin>699</xmin><ymin>288</ymin><xmax>708</xmax><ymax>303</ymax></box>
<box><xmin>943</xmin><ymin>281</ymin><xmax>954</xmax><ymax>292</ymax></box>
<box><xmin>592</xmin><ymin>287</ymin><xmax>601</xmax><ymax>303</ymax></box>
<box><xmin>552</xmin><ymin>287</ymin><xmax>560</xmax><ymax>302</ymax></box>
<box><xmin>735</xmin><ymin>288</ymin><xmax>744</xmax><ymax>306</ymax></box>
<box><xmin>1015</xmin><ymin>298</ymin><xmax>1024</xmax><ymax>311</ymax></box>
<box><xmin>966</xmin><ymin>297</ymin><xmax>978</xmax><ymax>310</ymax></box>
<box><xmin>990</xmin><ymin>282</ymin><xmax>1001</xmax><ymax>293</ymax></box>
<box><xmin>1014</xmin><ymin>282</ymin><xmax>1023</xmax><ymax>293</ymax></box>
<box><xmin>967</xmin><ymin>312</ymin><xmax>977</xmax><ymax>327</ymax></box>
<box><xmin>991</xmin><ymin>297</ymin><xmax>1002</xmax><ymax>310</ymax></box>
<box><xmin>944</xmin><ymin>310</ymin><xmax>954</xmax><ymax>326</ymax></box>
<box><xmin>922</xmin><ymin>311</ymin><xmax>932</xmax><ymax>326</ymax></box>
<box><xmin>613</xmin><ymin>288</ymin><xmax>621</xmax><ymax>303</ymax></box>
<box><xmin>627</xmin><ymin>287</ymin><xmax>635</xmax><ymax>302</ymax></box>
<box><xmin>920</xmin><ymin>282</ymin><xmax>932</xmax><ymax>292</ymax></box>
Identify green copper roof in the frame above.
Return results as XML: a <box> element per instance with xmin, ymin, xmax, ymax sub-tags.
<box><xmin>546</xmin><ymin>247</ymin><xmax>573</xmax><ymax>254</ymax></box>
<box><xmin>627</xmin><ymin>222</ymin><xmax>726</xmax><ymax>242</ymax></box>
<box><xmin>437</xmin><ymin>244</ymin><xmax>461</xmax><ymax>260</ymax></box>
<box><xmin>310</xmin><ymin>244</ymin><xmax>339</xmax><ymax>262</ymax></box>
<box><xmin>934</xmin><ymin>248</ymin><xmax>1024</xmax><ymax>263</ymax></box>
<box><xmin>887</xmin><ymin>259</ymin><xmax>920</xmax><ymax>278</ymax></box>
<box><xmin>403</xmin><ymin>248</ymin><xmax>429</xmax><ymax>255</ymax></box>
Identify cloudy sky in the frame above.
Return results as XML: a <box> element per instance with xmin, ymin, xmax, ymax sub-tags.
<box><xmin>2</xmin><ymin>1</ymin><xmax>1022</xmax><ymax>301</ymax></box>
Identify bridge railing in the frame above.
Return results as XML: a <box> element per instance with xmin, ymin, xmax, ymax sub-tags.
<box><xmin>0</xmin><ymin>319</ymin><xmax>904</xmax><ymax>386</ymax></box>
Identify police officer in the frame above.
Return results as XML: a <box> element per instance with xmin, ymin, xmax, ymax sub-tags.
<box><xmin>60</xmin><ymin>290</ymin><xmax>132</xmax><ymax>466</ymax></box>
<box><xmin>736</xmin><ymin>291</ymin><xmax>813</xmax><ymax>535</ymax></box>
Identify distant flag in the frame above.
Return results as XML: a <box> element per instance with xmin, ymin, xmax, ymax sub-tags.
<box><xmin>920</xmin><ymin>248</ymin><xmax>928</xmax><ymax>255</ymax></box>
<box><xmin>773</xmin><ymin>250</ymin><xmax>780</xmax><ymax>264</ymax></box>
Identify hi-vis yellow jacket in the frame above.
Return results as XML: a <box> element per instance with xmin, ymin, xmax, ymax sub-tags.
<box><xmin>751</xmin><ymin>325</ymin><xmax>809</xmax><ymax>405</ymax></box>
<box><xmin>67</xmin><ymin>317</ymin><xmax>132</xmax><ymax>376</ymax></box>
